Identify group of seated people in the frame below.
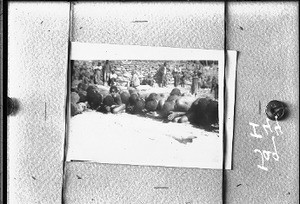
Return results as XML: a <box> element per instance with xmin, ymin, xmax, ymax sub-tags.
<box><xmin>71</xmin><ymin>81</ymin><xmax>219</xmax><ymax>130</ymax></box>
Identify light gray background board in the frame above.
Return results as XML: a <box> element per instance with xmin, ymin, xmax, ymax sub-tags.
<box><xmin>225</xmin><ymin>2</ymin><xmax>299</xmax><ymax>204</ymax></box>
<box><xmin>71</xmin><ymin>2</ymin><xmax>225</xmax><ymax>49</ymax></box>
<box><xmin>65</xmin><ymin>2</ymin><xmax>225</xmax><ymax>204</ymax></box>
<box><xmin>65</xmin><ymin>162</ymin><xmax>222</xmax><ymax>204</ymax></box>
<box><xmin>7</xmin><ymin>2</ymin><xmax>70</xmax><ymax>203</ymax></box>
<box><xmin>4</xmin><ymin>2</ymin><xmax>299</xmax><ymax>204</ymax></box>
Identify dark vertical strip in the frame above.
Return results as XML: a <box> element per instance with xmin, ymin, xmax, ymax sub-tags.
<box><xmin>222</xmin><ymin>1</ymin><xmax>228</xmax><ymax>204</ymax></box>
<box><xmin>61</xmin><ymin>2</ymin><xmax>73</xmax><ymax>204</ymax></box>
<box><xmin>3</xmin><ymin>0</ymin><xmax>8</xmax><ymax>203</ymax></box>
<box><xmin>45</xmin><ymin>102</ymin><xmax>47</xmax><ymax>121</ymax></box>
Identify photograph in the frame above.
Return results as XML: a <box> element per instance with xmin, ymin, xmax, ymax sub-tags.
<box><xmin>67</xmin><ymin>43</ymin><xmax>225</xmax><ymax>169</ymax></box>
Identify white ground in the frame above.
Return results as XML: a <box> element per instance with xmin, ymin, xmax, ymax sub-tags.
<box><xmin>67</xmin><ymin>109</ymin><xmax>223</xmax><ymax>169</ymax></box>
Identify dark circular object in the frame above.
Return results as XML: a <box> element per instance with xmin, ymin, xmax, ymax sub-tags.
<box><xmin>133</xmin><ymin>98</ymin><xmax>145</xmax><ymax>114</ymax></box>
<box><xmin>145</xmin><ymin>100</ymin><xmax>158</xmax><ymax>111</ymax></box>
<box><xmin>146</xmin><ymin>93</ymin><xmax>158</xmax><ymax>102</ymax></box>
<box><xmin>7</xmin><ymin>97</ymin><xmax>15</xmax><ymax>116</ymax></box>
<box><xmin>103</xmin><ymin>95</ymin><xmax>114</xmax><ymax>107</ymax></box>
<box><xmin>129</xmin><ymin>94</ymin><xmax>138</xmax><ymax>106</ymax></box>
<box><xmin>161</xmin><ymin>101</ymin><xmax>175</xmax><ymax>117</ymax></box>
<box><xmin>265</xmin><ymin>100</ymin><xmax>287</xmax><ymax>121</ymax></box>
<box><xmin>120</xmin><ymin>91</ymin><xmax>130</xmax><ymax>105</ymax></box>
<box><xmin>109</xmin><ymin>85</ymin><xmax>118</xmax><ymax>93</ymax></box>
<box><xmin>170</xmin><ymin>88</ymin><xmax>181</xmax><ymax>96</ymax></box>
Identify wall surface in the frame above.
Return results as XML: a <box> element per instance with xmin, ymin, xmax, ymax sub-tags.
<box><xmin>64</xmin><ymin>2</ymin><xmax>225</xmax><ymax>204</ymax></box>
<box><xmin>225</xmin><ymin>2</ymin><xmax>299</xmax><ymax>204</ymax></box>
<box><xmin>7</xmin><ymin>2</ymin><xmax>69</xmax><ymax>203</ymax></box>
<box><xmin>5</xmin><ymin>2</ymin><xmax>299</xmax><ymax>204</ymax></box>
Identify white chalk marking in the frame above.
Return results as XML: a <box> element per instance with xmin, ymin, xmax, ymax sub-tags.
<box><xmin>249</xmin><ymin>122</ymin><xmax>263</xmax><ymax>138</ymax></box>
<box><xmin>262</xmin><ymin>118</ymin><xmax>273</xmax><ymax>135</ymax></box>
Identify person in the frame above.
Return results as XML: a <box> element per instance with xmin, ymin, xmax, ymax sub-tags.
<box><xmin>119</xmin><ymin>90</ymin><xmax>131</xmax><ymax>106</ymax></box>
<box><xmin>71</xmin><ymin>75</ymin><xmax>81</xmax><ymax>92</ymax></box>
<box><xmin>180</xmin><ymin>71</ymin><xmax>186</xmax><ymax>88</ymax></box>
<box><xmin>145</xmin><ymin>88</ymin><xmax>195</xmax><ymax>120</ymax></box>
<box><xmin>97</xmin><ymin>85</ymin><xmax>126</xmax><ymax>114</ymax></box>
<box><xmin>142</xmin><ymin>73</ymin><xmax>154</xmax><ymax>86</ymax></box>
<box><xmin>71</xmin><ymin>92</ymin><xmax>88</xmax><ymax>116</ymax></box>
<box><xmin>86</xmin><ymin>85</ymin><xmax>103</xmax><ymax>110</ymax></box>
<box><xmin>94</xmin><ymin>68</ymin><xmax>102</xmax><ymax>85</ymax></box>
<box><xmin>145</xmin><ymin>93</ymin><xmax>167</xmax><ymax>113</ymax></box>
<box><xmin>109</xmin><ymin>69</ymin><xmax>118</xmax><ymax>86</ymax></box>
<box><xmin>102</xmin><ymin>60</ymin><xmax>112</xmax><ymax>86</ymax></box>
<box><xmin>204</xmin><ymin>76</ymin><xmax>211</xmax><ymax>88</ymax></box>
<box><xmin>197</xmin><ymin>69</ymin><xmax>203</xmax><ymax>88</ymax></box>
<box><xmin>77</xmin><ymin>83</ymin><xmax>88</xmax><ymax>103</ymax></box>
<box><xmin>167</xmin><ymin>97</ymin><xmax>218</xmax><ymax>129</ymax></box>
<box><xmin>145</xmin><ymin>93</ymin><xmax>161</xmax><ymax>112</ymax></box>
<box><xmin>80</xmin><ymin>69</ymin><xmax>92</xmax><ymax>86</ymax></box>
<box><xmin>93</xmin><ymin>61</ymin><xmax>102</xmax><ymax>71</ymax></box>
<box><xmin>161</xmin><ymin>62</ymin><xmax>168</xmax><ymax>87</ymax></box>
<box><xmin>141</xmin><ymin>77</ymin><xmax>147</xmax><ymax>85</ymax></box>
<box><xmin>191</xmin><ymin>71</ymin><xmax>199</xmax><ymax>96</ymax></box>
<box><xmin>160</xmin><ymin>88</ymin><xmax>194</xmax><ymax>118</ymax></box>
<box><xmin>88</xmin><ymin>68</ymin><xmax>95</xmax><ymax>84</ymax></box>
<box><xmin>210</xmin><ymin>76</ymin><xmax>218</xmax><ymax>100</ymax></box>
<box><xmin>130</xmin><ymin>70</ymin><xmax>140</xmax><ymax>88</ymax></box>
<box><xmin>172</xmin><ymin>65</ymin><xmax>181</xmax><ymax>87</ymax></box>
<box><xmin>126</xmin><ymin>92</ymin><xmax>146</xmax><ymax>115</ymax></box>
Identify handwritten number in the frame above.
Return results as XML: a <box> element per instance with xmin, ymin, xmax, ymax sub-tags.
<box><xmin>250</xmin><ymin>118</ymin><xmax>282</xmax><ymax>171</ymax></box>
<box><xmin>254</xmin><ymin>149</ymin><xmax>268</xmax><ymax>171</ymax></box>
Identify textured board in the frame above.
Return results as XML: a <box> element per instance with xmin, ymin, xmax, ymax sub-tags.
<box><xmin>5</xmin><ymin>2</ymin><xmax>299</xmax><ymax>204</ymax></box>
<box><xmin>64</xmin><ymin>2</ymin><xmax>225</xmax><ymax>204</ymax></box>
<box><xmin>7</xmin><ymin>2</ymin><xmax>70</xmax><ymax>203</ymax></box>
<box><xmin>225</xmin><ymin>2</ymin><xmax>299</xmax><ymax>204</ymax></box>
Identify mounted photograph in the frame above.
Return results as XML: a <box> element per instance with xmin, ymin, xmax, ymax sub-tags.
<box><xmin>66</xmin><ymin>43</ymin><xmax>226</xmax><ymax>169</ymax></box>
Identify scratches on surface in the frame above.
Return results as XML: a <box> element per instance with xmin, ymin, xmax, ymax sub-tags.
<box><xmin>154</xmin><ymin>186</ymin><xmax>169</xmax><ymax>189</ymax></box>
<box><xmin>45</xmin><ymin>102</ymin><xmax>47</xmax><ymax>121</ymax></box>
<box><xmin>131</xmin><ymin>20</ymin><xmax>148</xmax><ymax>23</ymax></box>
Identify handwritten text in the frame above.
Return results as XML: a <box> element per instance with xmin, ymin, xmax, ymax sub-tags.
<box><xmin>249</xmin><ymin>117</ymin><xmax>283</xmax><ymax>171</ymax></box>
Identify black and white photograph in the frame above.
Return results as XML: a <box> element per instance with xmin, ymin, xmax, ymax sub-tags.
<box><xmin>66</xmin><ymin>43</ymin><xmax>225</xmax><ymax>169</ymax></box>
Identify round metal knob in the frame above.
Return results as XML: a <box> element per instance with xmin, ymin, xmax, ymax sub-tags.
<box><xmin>265</xmin><ymin>100</ymin><xmax>287</xmax><ymax>121</ymax></box>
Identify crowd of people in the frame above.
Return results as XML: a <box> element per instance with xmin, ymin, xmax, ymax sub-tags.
<box><xmin>72</xmin><ymin>60</ymin><xmax>118</xmax><ymax>88</ymax></box>
<box><xmin>71</xmin><ymin>60</ymin><xmax>219</xmax><ymax>130</ymax></box>
<box><xmin>71</xmin><ymin>87</ymin><xmax>218</xmax><ymax>131</ymax></box>
<box><xmin>71</xmin><ymin>60</ymin><xmax>218</xmax><ymax>98</ymax></box>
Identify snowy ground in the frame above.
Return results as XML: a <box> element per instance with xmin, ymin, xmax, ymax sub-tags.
<box><xmin>67</xmin><ymin>107</ymin><xmax>223</xmax><ymax>169</ymax></box>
